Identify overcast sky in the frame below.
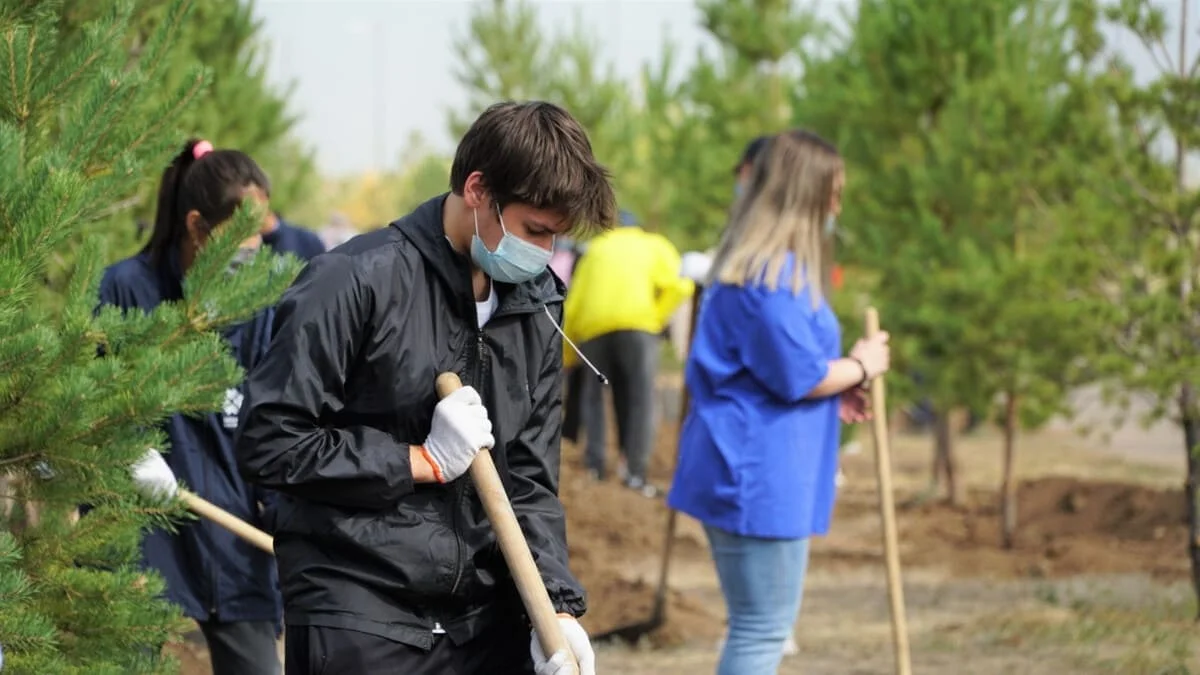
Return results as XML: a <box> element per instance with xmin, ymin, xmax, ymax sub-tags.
<box><xmin>255</xmin><ymin>0</ymin><xmax>1192</xmax><ymax>177</ymax></box>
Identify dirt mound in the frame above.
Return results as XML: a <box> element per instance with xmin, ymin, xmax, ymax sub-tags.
<box><xmin>1015</xmin><ymin>476</ymin><xmax>1185</xmax><ymax>541</ymax></box>
<box><xmin>558</xmin><ymin>431</ymin><xmax>718</xmax><ymax>647</ymax></box>
<box><xmin>822</xmin><ymin>469</ymin><xmax>1189</xmax><ymax>581</ymax></box>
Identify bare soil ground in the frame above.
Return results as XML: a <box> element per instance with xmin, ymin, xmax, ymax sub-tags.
<box><xmin>569</xmin><ymin>414</ymin><xmax>1197</xmax><ymax>673</ymax></box>
<box><xmin>174</xmin><ymin>382</ymin><xmax>1200</xmax><ymax>674</ymax></box>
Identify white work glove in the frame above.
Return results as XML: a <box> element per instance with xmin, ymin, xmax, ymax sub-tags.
<box><xmin>421</xmin><ymin>386</ymin><xmax>494</xmax><ymax>483</ymax></box>
<box><xmin>131</xmin><ymin>448</ymin><xmax>178</xmax><ymax>502</ymax></box>
<box><xmin>531</xmin><ymin>617</ymin><xmax>596</xmax><ymax>675</ymax></box>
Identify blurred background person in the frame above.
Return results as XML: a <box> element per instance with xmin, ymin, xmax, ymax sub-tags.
<box><xmin>261</xmin><ymin>208</ymin><xmax>326</xmax><ymax>261</ymax></box>
<box><xmin>734</xmin><ymin>135</ymin><xmax>770</xmax><ymax>198</ymax></box>
<box><xmin>318</xmin><ymin>211</ymin><xmax>359</xmax><ymax>250</ymax></box>
<box><xmin>564</xmin><ymin>209</ymin><xmax>694</xmax><ymax>497</ymax></box>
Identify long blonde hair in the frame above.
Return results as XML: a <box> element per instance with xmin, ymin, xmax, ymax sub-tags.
<box><xmin>709</xmin><ymin>130</ymin><xmax>843</xmax><ymax>304</ymax></box>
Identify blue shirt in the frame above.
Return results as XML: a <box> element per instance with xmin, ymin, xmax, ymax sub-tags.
<box><xmin>667</xmin><ymin>261</ymin><xmax>842</xmax><ymax>540</ymax></box>
<box><xmin>96</xmin><ymin>250</ymin><xmax>281</xmax><ymax>623</ymax></box>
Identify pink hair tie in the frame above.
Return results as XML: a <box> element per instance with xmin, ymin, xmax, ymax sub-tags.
<box><xmin>192</xmin><ymin>140</ymin><xmax>214</xmax><ymax>159</ymax></box>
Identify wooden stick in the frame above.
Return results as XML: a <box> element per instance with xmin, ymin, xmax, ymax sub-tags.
<box><xmin>652</xmin><ymin>290</ymin><xmax>705</xmax><ymax>616</ymax></box>
<box><xmin>865</xmin><ymin>307</ymin><xmax>913</xmax><ymax>675</ymax></box>
<box><xmin>436</xmin><ymin>373</ymin><xmax>577</xmax><ymax>675</ymax></box>
<box><xmin>178</xmin><ymin>488</ymin><xmax>274</xmax><ymax>555</ymax></box>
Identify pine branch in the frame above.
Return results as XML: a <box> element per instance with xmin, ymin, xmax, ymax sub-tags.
<box><xmin>0</xmin><ymin>452</ymin><xmax>35</xmax><ymax>468</ymax></box>
<box><xmin>88</xmin><ymin>193</ymin><xmax>141</xmax><ymax>221</ymax></box>
<box><xmin>40</xmin><ymin>9</ymin><xmax>126</xmax><ymax>109</ymax></box>
<box><xmin>121</xmin><ymin>68</ymin><xmax>205</xmax><ymax>158</ymax></box>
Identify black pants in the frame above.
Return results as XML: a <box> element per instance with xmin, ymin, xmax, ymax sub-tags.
<box><xmin>579</xmin><ymin>330</ymin><xmax>660</xmax><ymax>480</ymax></box>
<box><xmin>285</xmin><ymin>624</ymin><xmax>534</xmax><ymax>675</ymax></box>
<box><xmin>562</xmin><ymin>365</ymin><xmax>588</xmax><ymax>444</ymax></box>
<box><xmin>198</xmin><ymin>619</ymin><xmax>280</xmax><ymax>675</ymax></box>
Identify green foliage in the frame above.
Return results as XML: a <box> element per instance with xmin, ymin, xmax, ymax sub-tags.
<box><xmin>449</xmin><ymin>0</ymin><xmax>822</xmax><ymax>250</ymax></box>
<box><xmin>55</xmin><ymin>0</ymin><xmax>315</xmax><ymax>216</ymax></box>
<box><xmin>799</xmin><ymin>0</ymin><xmax>1110</xmax><ymax>431</ymax></box>
<box><xmin>1074</xmin><ymin>0</ymin><xmax>1200</xmax><ymax>431</ymax></box>
<box><xmin>661</xmin><ymin>0</ymin><xmax>822</xmax><ymax>248</ymax></box>
<box><xmin>0</xmin><ymin>1</ymin><xmax>300</xmax><ymax>671</ymax></box>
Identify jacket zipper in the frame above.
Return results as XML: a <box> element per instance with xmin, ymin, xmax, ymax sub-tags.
<box><xmin>439</xmin><ymin>298</ymin><xmax>551</xmax><ymax>632</ymax></box>
<box><xmin>448</xmin><ymin>331</ymin><xmax>485</xmax><ymax>600</ymax></box>
<box><xmin>439</xmin><ymin>331</ymin><xmax>485</xmax><ymax>635</ymax></box>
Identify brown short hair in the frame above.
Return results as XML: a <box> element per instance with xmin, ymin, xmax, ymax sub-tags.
<box><xmin>450</xmin><ymin>101</ymin><xmax>616</xmax><ymax>231</ymax></box>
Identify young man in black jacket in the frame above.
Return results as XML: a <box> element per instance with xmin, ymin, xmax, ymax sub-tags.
<box><xmin>236</xmin><ymin>101</ymin><xmax>614</xmax><ymax>675</ymax></box>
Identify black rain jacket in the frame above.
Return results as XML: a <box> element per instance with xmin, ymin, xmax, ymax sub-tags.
<box><xmin>235</xmin><ymin>195</ymin><xmax>585</xmax><ymax>648</ymax></box>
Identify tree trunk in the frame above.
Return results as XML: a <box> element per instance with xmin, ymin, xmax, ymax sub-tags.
<box><xmin>929</xmin><ymin>428</ymin><xmax>943</xmax><ymax>492</ymax></box>
<box><xmin>933</xmin><ymin>410</ymin><xmax>959</xmax><ymax>506</ymax></box>
<box><xmin>1001</xmin><ymin>390</ymin><xmax>1019</xmax><ymax>549</ymax></box>
<box><xmin>1181</xmin><ymin>384</ymin><xmax>1200</xmax><ymax>621</ymax></box>
<box><xmin>1174</xmin><ymin>0</ymin><xmax>1196</xmax><ymax>620</ymax></box>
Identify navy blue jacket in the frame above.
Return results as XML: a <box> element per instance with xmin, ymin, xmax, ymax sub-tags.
<box><xmin>97</xmin><ymin>249</ymin><xmax>281</xmax><ymax>624</ymax></box>
<box><xmin>263</xmin><ymin>219</ymin><xmax>325</xmax><ymax>261</ymax></box>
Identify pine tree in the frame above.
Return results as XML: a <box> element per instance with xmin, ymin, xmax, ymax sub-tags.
<box><xmin>799</xmin><ymin>0</ymin><xmax>1111</xmax><ymax>510</ymax></box>
<box><xmin>57</xmin><ymin>0</ymin><xmax>315</xmax><ymax>215</ymax></box>
<box><xmin>448</xmin><ymin>0</ymin><xmax>824</xmax><ymax>245</ymax></box>
<box><xmin>165</xmin><ymin>0</ymin><xmax>316</xmax><ymax>218</ymax></box>
<box><xmin>448</xmin><ymin>0</ymin><xmax>636</xmax><ymax>229</ymax></box>
<box><xmin>0</xmin><ymin>1</ymin><xmax>300</xmax><ymax>671</ymax></box>
<box><xmin>662</xmin><ymin>0</ymin><xmax>821</xmax><ymax>248</ymax></box>
<box><xmin>448</xmin><ymin>0</ymin><xmax>551</xmax><ymax>138</ymax></box>
<box><xmin>1077</xmin><ymin>0</ymin><xmax>1200</xmax><ymax>615</ymax></box>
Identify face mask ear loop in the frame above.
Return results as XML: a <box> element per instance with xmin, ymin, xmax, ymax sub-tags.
<box><xmin>495</xmin><ymin>201</ymin><xmax>509</xmax><ymax>236</ymax></box>
<box><xmin>542</xmin><ymin>306</ymin><xmax>608</xmax><ymax>385</ymax></box>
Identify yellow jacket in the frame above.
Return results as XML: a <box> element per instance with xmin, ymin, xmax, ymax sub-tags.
<box><xmin>562</xmin><ymin>227</ymin><xmax>694</xmax><ymax>367</ymax></box>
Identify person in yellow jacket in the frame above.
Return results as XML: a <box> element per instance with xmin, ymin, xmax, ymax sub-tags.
<box><xmin>563</xmin><ymin>210</ymin><xmax>694</xmax><ymax>496</ymax></box>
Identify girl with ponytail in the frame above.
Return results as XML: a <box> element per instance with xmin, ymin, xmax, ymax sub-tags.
<box><xmin>140</xmin><ymin>138</ymin><xmax>272</xmax><ymax>279</ymax></box>
<box><xmin>99</xmin><ymin>139</ymin><xmax>282</xmax><ymax>674</ymax></box>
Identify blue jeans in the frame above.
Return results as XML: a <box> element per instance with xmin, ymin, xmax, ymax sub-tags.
<box><xmin>705</xmin><ymin>525</ymin><xmax>811</xmax><ymax>675</ymax></box>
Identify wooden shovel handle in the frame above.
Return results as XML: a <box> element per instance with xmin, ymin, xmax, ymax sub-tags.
<box><xmin>178</xmin><ymin>488</ymin><xmax>275</xmax><ymax>555</ymax></box>
<box><xmin>864</xmin><ymin>308</ymin><xmax>912</xmax><ymax>675</ymax></box>
<box><xmin>436</xmin><ymin>373</ymin><xmax>577</xmax><ymax>674</ymax></box>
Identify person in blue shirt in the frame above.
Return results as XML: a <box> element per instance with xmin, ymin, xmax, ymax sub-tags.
<box><xmin>97</xmin><ymin>139</ymin><xmax>282</xmax><ymax>675</ymax></box>
<box><xmin>261</xmin><ymin>211</ymin><xmax>326</xmax><ymax>261</ymax></box>
<box><xmin>667</xmin><ymin>130</ymin><xmax>890</xmax><ymax>675</ymax></box>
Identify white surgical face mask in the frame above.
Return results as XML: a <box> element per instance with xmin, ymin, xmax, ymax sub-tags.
<box><xmin>469</xmin><ymin>205</ymin><xmax>554</xmax><ymax>284</ymax></box>
<box><xmin>226</xmin><ymin>246</ymin><xmax>258</xmax><ymax>275</ymax></box>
